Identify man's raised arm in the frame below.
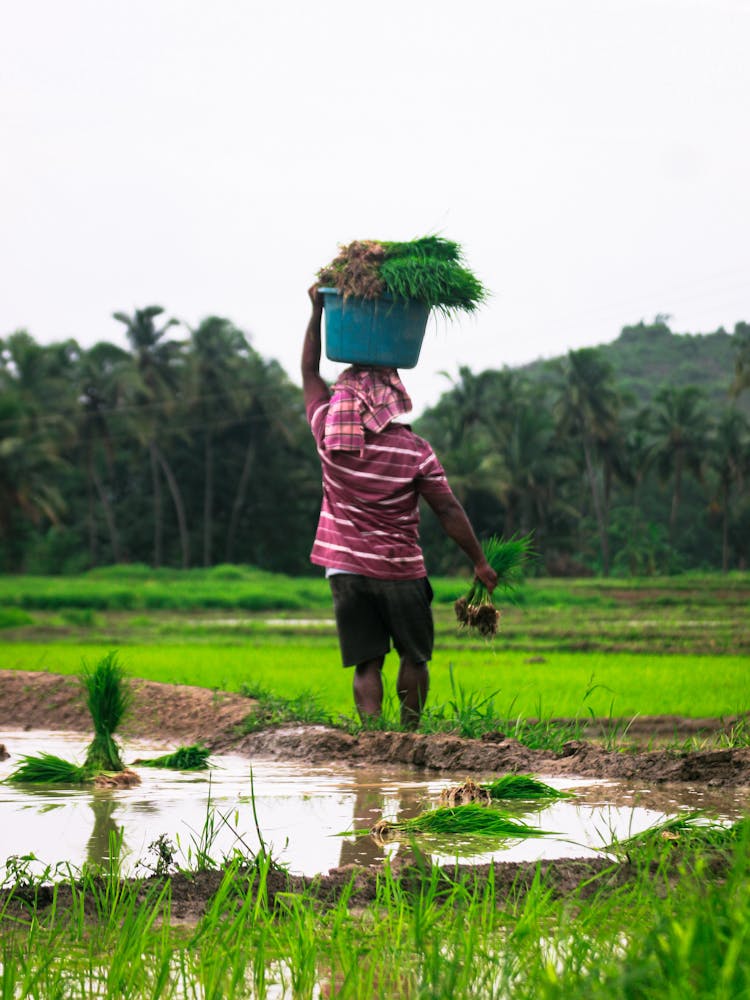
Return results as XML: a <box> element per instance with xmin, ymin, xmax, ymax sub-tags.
<box><xmin>301</xmin><ymin>285</ymin><xmax>329</xmax><ymax>409</ymax></box>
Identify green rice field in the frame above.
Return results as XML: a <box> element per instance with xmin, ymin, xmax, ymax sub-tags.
<box><xmin>2</xmin><ymin>568</ymin><xmax>750</xmax><ymax>998</ymax></box>
<box><xmin>2</xmin><ymin>642</ymin><xmax>748</xmax><ymax>721</ymax></box>
<box><xmin>1</xmin><ymin>568</ymin><xmax>748</xmax><ymax>721</ymax></box>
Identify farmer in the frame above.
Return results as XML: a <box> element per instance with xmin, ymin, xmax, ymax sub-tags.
<box><xmin>302</xmin><ymin>285</ymin><xmax>497</xmax><ymax>729</ymax></box>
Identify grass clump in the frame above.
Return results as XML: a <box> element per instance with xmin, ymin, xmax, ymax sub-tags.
<box><xmin>317</xmin><ymin>235</ymin><xmax>486</xmax><ymax>316</ymax></box>
<box><xmin>455</xmin><ymin>532</ymin><xmax>534</xmax><ymax>638</ymax></box>
<box><xmin>238</xmin><ymin>682</ymin><xmax>332</xmax><ymax>732</ymax></box>
<box><xmin>136</xmin><ymin>744</ymin><xmax>211</xmax><ymax>770</ymax></box>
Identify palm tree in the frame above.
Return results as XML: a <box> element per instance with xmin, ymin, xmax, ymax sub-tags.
<box><xmin>113</xmin><ymin>307</ymin><xmax>189</xmax><ymax>567</ymax></box>
<box><xmin>224</xmin><ymin>355</ymin><xmax>300</xmax><ymax>563</ymax></box>
<box><xmin>709</xmin><ymin>407</ymin><xmax>749</xmax><ymax>571</ymax></box>
<box><xmin>76</xmin><ymin>342</ymin><xmax>137</xmax><ymax>564</ymax></box>
<box><xmin>554</xmin><ymin>348</ymin><xmax>622</xmax><ymax>576</ymax></box>
<box><xmin>187</xmin><ymin>316</ymin><xmax>250</xmax><ymax>566</ymax></box>
<box><xmin>476</xmin><ymin>373</ymin><xmax>559</xmax><ymax>539</ymax></box>
<box><xmin>0</xmin><ymin>335</ymin><xmax>70</xmax><ymax>567</ymax></box>
<box><xmin>730</xmin><ymin>321</ymin><xmax>750</xmax><ymax>398</ymax></box>
<box><xmin>647</xmin><ymin>385</ymin><xmax>708</xmax><ymax>548</ymax></box>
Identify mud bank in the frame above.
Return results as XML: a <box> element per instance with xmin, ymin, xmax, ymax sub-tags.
<box><xmin>2</xmin><ymin>670</ymin><xmax>750</xmax><ymax>788</ymax></box>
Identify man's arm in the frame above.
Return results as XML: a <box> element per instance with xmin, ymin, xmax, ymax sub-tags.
<box><xmin>423</xmin><ymin>491</ymin><xmax>498</xmax><ymax>592</ymax></box>
<box><xmin>301</xmin><ymin>285</ymin><xmax>330</xmax><ymax>409</ymax></box>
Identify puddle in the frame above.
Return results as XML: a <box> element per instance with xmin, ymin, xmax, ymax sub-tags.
<box><xmin>1</xmin><ymin>731</ymin><xmax>747</xmax><ymax>879</ymax></box>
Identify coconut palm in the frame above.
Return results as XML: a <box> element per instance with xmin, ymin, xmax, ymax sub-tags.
<box><xmin>0</xmin><ymin>333</ymin><xmax>74</xmax><ymax>567</ymax></box>
<box><xmin>730</xmin><ymin>321</ymin><xmax>750</xmax><ymax>398</ymax></box>
<box><xmin>75</xmin><ymin>342</ymin><xmax>140</xmax><ymax>564</ymax></box>
<box><xmin>488</xmin><ymin>393</ymin><xmax>557</xmax><ymax>538</ymax></box>
<box><xmin>113</xmin><ymin>306</ymin><xmax>189</xmax><ymax>567</ymax></box>
<box><xmin>709</xmin><ymin>407</ymin><xmax>749</xmax><ymax>571</ymax></box>
<box><xmin>224</xmin><ymin>355</ymin><xmax>306</xmax><ymax>563</ymax></box>
<box><xmin>0</xmin><ymin>388</ymin><xmax>66</xmax><ymax>566</ymax></box>
<box><xmin>553</xmin><ymin>348</ymin><xmax>623</xmax><ymax>576</ymax></box>
<box><xmin>646</xmin><ymin>385</ymin><xmax>708</xmax><ymax>548</ymax></box>
<box><xmin>187</xmin><ymin>317</ymin><xmax>250</xmax><ymax>566</ymax></box>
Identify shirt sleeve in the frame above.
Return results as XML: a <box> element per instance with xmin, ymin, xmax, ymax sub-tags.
<box><xmin>415</xmin><ymin>444</ymin><xmax>454</xmax><ymax>498</ymax></box>
<box><xmin>305</xmin><ymin>395</ymin><xmax>330</xmax><ymax>445</ymax></box>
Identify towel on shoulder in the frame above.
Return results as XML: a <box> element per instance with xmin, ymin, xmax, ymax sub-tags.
<box><xmin>323</xmin><ymin>366</ymin><xmax>412</xmax><ymax>455</ymax></box>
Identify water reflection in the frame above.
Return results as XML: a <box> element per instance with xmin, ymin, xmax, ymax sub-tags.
<box><xmin>87</xmin><ymin>794</ymin><xmax>123</xmax><ymax>869</ymax></box>
<box><xmin>338</xmin><ymin>781</ymin><xmax>425</xmax><ymax>868</ymax></box>
<box><xmin>1</xmin><ymin>731</ymin><xmax>747</xmax><ymax>881</ymax></box>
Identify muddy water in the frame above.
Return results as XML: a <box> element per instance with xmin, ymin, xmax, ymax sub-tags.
<box><xmin>1</xmin><ymin>731</ymin><xmax>747</xmax><ymax>879</ymax></box>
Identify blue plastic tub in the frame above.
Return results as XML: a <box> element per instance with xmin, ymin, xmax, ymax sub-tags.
<box><xmin>320</xmin><ymin>287</ymin><xmax>429</xmax><ymax>368</ymax></box>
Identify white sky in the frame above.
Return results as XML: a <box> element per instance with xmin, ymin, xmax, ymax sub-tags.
<box><xmin>2</xmin><ymin>0</ymin><xmax>749</xmax><ymax>415</ymax></box>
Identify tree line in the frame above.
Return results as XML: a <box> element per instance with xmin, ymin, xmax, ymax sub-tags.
<box><xmin>1</xmin><ymin>310</ymin><xmax>749</xmax><ymax>576</ymax></box>
<box><xmin>418</xmin><ymin>322</ymin><xmax>750</xmax><ymax>576</ymax></box>
<box><xmin>0</xmin><ymin>309</ymin><xmax>320</xmax><ymax>574</ymax></box>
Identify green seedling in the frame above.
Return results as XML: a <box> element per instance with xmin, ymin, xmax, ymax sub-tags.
<box><xmin>484</xmin><ymin>774</ymin><xmax>573</xmax><ymax>800</ymax></box>
<box><xmin>317</xmin><ymin>235</ymin><xmax>486</xmax><ymax>316</ymax></box>
<box><xmin>81</xmin><ymin>651</ymin><xmax>129</xmax><ymax>773</ymax></box>
<box><xmin>7</xmin><ymin>650</ymin><xmax>130</xmax><ymax>784</ymax></box>
<box><xmin>368</xmin><ymin>803</ymin><xmax>551</xmax><ymax>840</ymax></box>
<box><xmin>136</xmin><ymin>744</ymin><xmax>211</xmax><ymax>770</ymax></box>
<box><xmin>455</xmin><ymin>533</ymin><xmax>534</xmax><ymax>637</ymax></box>
<box><xmin>7</xmin><ymin>752</ymin><xmax>88</xmax><ymax>785</ymax></box>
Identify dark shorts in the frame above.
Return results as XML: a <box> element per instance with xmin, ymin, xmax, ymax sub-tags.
<box><xmin>328</xmin><ymin>574</ymin><xmax>434</xmax><ymax>667</ymax></box>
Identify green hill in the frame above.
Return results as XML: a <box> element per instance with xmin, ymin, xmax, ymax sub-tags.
<box><xmin>519</xmin><ymin>320</ymin><xmax>748</xmax><ymax>413</ymax></box>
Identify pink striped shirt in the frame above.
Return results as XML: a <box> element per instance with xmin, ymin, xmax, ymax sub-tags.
<box><xmin>306</xmin><ymin>394</ymin><xmax>454</xmax><ymax>579</ymax></box>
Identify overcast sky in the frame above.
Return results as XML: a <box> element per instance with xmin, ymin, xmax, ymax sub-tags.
<box><xmin>2</xmin><ymin>0</ymin><xmax>749</xmax><ymax>414</ymax></box>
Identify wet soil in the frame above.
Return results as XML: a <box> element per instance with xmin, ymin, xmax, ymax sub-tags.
<box><xmin>0</xmin><ymin>669</ymin><xmax>253</xmax><ymax>746</ymax></box>
<box><xmin>2</xmin><ymin>854</ymin><xmax>638</xmax><ymax>925</ymax></box>
<box><xmin>2</xmin><ymin>669</ymin><xmax>748</xmax><ymax>923</ymax></box>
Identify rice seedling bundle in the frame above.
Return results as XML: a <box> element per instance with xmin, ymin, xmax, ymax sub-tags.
<box><xmin>6</xmin><ymin>651</ymin><xmax>133</xmax><ymax>785</ymax></box>
<box><xmin>371</xmin><ymin>803</ymin><xmax>549</xmax><ymax>840</ymax></box>
<box><xmin>455</xmin><ymin>532</ymin><xmax>534</xmax><ymax>637</ymax></box>
<box><xmin>483</xmin><ymin>774</ymin><xmax>572</xmax><ymax>800</ymax></box>
<box><xmin>439</xmin><ymin>774</ymin><xmax>572</xmax><ymax>807</ymax></box>
<box><xmin>317</xmin><ymin>235</ymin><xmax>486</xmax><ymax>317</ymax></box>
<box><xmin>8</xmin><ymin>752</ymin><xmax>88</xmax><ymax>785</ymax></box>
<box><xmin>608</xmin><ymin>812</ymin><xmax>738</xmax><ymax>855</ymax></box>
<box><xmin>82</xmin><ymin>651</ymin><xmax>129</xmax><ymax>773</ymax></box>
<box><xmin>136</xmin><ymin>744</ymin><xmax>211</xmax><ymax>770</ymax></box>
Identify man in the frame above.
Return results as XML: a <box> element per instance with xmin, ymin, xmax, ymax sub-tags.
<box><xmin>302</xmin><ymin>285</ymin><xmax>497</xmax><ymax>728</ymax></box>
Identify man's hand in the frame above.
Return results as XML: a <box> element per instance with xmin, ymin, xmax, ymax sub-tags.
<box><xmin>308</xmin><ymin>283</ymin><xmax>323</xmax><ymax>311</ymax></box>
<box><xmin>474</xmin><ymin>558</ymin><xmax>498</xmax><ymax>593</ymax></box>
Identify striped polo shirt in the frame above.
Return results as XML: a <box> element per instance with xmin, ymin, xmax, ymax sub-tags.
<box><xmin>307</xmin><ymin>394</ymin><xmax>454</xmax><ymax>579</ymax></box>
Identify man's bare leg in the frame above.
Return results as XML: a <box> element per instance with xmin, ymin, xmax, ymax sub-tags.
<box><xmin>353</xmin><ymin>656</ymin><xmax>385</xmax><ymax>722</ymax></box>
<box><xmin>397</xmin><ymin>657</ymin><xmax>429</xmax><ymax>730</ymax></box>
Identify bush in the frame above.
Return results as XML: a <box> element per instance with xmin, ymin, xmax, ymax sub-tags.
<box><xmin>0</xmin><ymin>607</ymin><xmax>33</xmax><ymax>629</ymax></box>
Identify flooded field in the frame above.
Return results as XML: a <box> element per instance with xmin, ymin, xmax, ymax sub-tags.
<box><xmin>2</xmin><ymin>730</ymin><xmax>746</xmax><ymax>879</ymax></box>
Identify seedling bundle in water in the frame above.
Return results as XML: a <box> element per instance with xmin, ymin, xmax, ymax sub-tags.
<box><xmin>455</xmin><ymin>533</ymin><xmax>534</xmax><ymax>637</ymax></box>
<box><xmin>8</xmin><ymin>651</ymin><xmax>134</xmax><ymax>785</ymax></box>
<box><xmin>370</xmin><ymin>803</ymin><xmax>550</xmax><ymax>841</ymax></box>
<box><xmin>136</xmin><ymin>744</ymin><xmax>211</xmax><ymax>770</ymax></box>
<box><xmin>82</xmin><ymin>650</ymin><xmax>129</xmax><ymax>772</ymax></box>
<box><xmin>317</xmin><ymin>236</ymin><xmax>486</xmax><ymax>317</ymax></box>
<box><xmin>440</xmin><ymin>775</ymin><xmax>573</xmax><ymax>806</ymax></box>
